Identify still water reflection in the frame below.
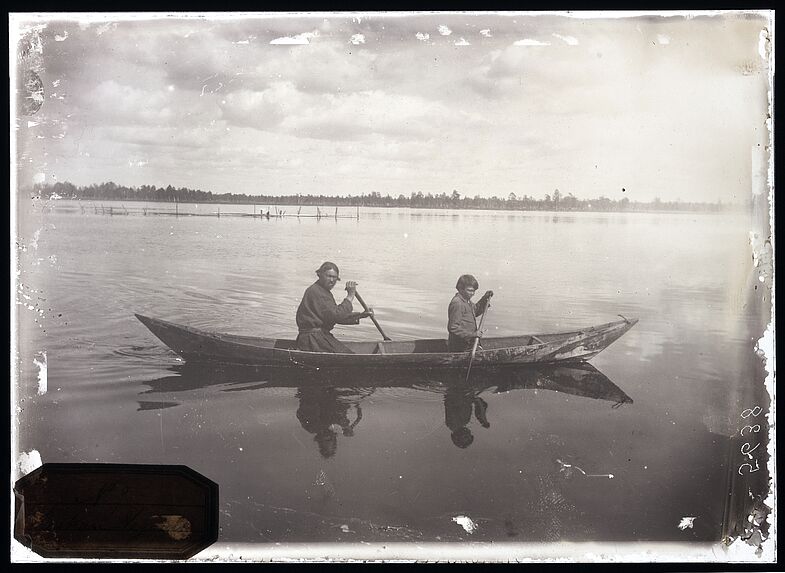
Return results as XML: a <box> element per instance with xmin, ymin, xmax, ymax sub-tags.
<box><xmin>139</xmin><ymin>364</ymin><xmax>633</xmax><ymax>458</ymax></box>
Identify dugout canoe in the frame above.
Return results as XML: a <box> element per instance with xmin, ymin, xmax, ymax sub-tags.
<box><xmin>135</xmin><ymin>313</ymin><xmax>638</xmax><ymax>368</ymax></box>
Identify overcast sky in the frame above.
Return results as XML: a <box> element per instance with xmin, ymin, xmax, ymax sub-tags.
<box><xmin>12</xmin><ymin>12</ymin><xmax>771</xmax><ymax>203</ymax></box>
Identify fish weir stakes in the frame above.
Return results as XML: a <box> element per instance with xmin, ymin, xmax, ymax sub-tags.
<box><xmin>54</xmin><ymin>203</ymin><xmax>359</xmax><ymax>220</ymax></box>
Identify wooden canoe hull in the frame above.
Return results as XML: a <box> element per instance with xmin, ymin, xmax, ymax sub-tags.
<box><xmin>135</xmin><ymin>314</ymin><xmax>638</xmax><ymax>368</ymax></box>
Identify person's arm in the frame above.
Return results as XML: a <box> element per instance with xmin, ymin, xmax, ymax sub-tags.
<box><xmin>323</xmin><ymin>295</ymin><xmax>356</xmax><ymax>323</ymax></box>
<box><xmin>332</xmin><ymin>281</ymin><xmax>372</xmax><ymax>325</ymax></box>
<box><xmin>475</xmin><ymin>290</ymin><xmax>494</xmax><ymax>316</ymax></box>
<box><xmin>335</xmin><ymin>310</ymin><xmax>372</xmax><ymax>325</ymax></box>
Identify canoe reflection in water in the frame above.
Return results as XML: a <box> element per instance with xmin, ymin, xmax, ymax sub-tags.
<box><xmin>138</xmin><ymin>362</ymin><xmax>632</xmax><ymax>457</ymax></box>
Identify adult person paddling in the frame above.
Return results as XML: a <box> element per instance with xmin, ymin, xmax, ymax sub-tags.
<box><xmin>296</xmin><ymin>261</ymin><xmax>374</xmax><ymax>353</ymax></box>
<box><xmin>447</xmin><ymin>274</ymin><xmax>493</xmax><ymax>352</ymax></box>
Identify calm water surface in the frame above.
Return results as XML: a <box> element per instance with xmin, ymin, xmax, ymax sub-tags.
<box><xmin>14</xmin><ymin>200</ymin><xmax>767</xmax><ymax>545</ymax></box>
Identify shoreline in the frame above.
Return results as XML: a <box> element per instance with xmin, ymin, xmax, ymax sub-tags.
<box><xmin>34</xmin><ymin>197</ymin><xmax>746</xmax><ymax>216</ymax></box>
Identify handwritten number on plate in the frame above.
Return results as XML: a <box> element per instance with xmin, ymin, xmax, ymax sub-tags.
<box><xmin>738</xmin><ymin>459</ymin><xmax>760</xmax><ymax>475</ymax></box>
<box><xmin>741</xmin><ymin>406</ymin><xmax>763</xmax><ymax>418</ymax></box>
<box><xmin>740</xmin><ymin>442</ymin><xmax>760</xmax><ymax>458</ymax></box>
<box><xmin>740</xmin><ymin>424</ymin><xmax>761</xmax><ymax>437</ymax></box>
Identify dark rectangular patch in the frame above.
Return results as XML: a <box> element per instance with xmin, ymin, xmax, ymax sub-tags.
<box><xmin>14</xmin><ymin>463</ymin><xmax>219</xmax><ymax>559</ymax></box>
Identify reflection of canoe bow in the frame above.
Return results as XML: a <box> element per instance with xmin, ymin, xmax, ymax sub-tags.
<box><xmin>135</xmin><ymin>314</ymin><xmax>638</xmax><ymax>368</ymax></box>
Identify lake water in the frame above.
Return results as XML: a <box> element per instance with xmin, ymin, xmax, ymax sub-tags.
<box><xmin>12</xmin><ymin>199</ymin><xmax>771</xmax><ymax>555</ymax></box>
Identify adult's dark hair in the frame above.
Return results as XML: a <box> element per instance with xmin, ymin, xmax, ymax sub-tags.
<box><xmin>455</xmin><ymin>274</ymin><xmax>479</xmax><ymax>291</ymax></box>
<box><xmin>316</xmin><ymin>261</ymin><xmax>340</xmax><ymax>278</ymax></box>
<box><xmin>451</xmin><ymin>427</ymin><xmax>474</xmax><ymax>448</ymax></box>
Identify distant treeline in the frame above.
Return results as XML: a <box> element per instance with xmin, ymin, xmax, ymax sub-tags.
<box><xmin>30</xmin><ymin>181</ymin><xmax>740</xmax><ymax>212</ymax></box>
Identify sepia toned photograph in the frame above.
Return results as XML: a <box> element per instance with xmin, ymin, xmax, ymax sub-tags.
<box><xmin>11</xmin><ymin>11</ymin><xmax>775</xmax><ymax>563</ymax></box>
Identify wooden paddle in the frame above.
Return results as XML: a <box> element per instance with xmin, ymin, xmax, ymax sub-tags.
<box><xmin>465</xmin><ymin>295</ymin><xmax>492</xmax><ymax>381</ymax></box>
<box><xmin>354</xmin><ymin>291</ymin><xmax>392</xmax><ymax>341</ymax></box>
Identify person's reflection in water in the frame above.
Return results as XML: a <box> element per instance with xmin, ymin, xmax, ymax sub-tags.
<box><xmin>295</xmin><ymin>386</ymin><xmax>368</xmax><ymax>458</ymax></box>
<box><xmin>444</xmin><ymin>384</ymin><xmax>491</xmax><ymax>448</ymax></box>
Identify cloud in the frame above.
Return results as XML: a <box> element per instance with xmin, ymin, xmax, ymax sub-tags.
<box><xmin>281</xmin><ymin>90</ymin><xmax>458</xmax><ymax>141</ymax></box>
<box><xmin>512</xmin><ymin>38</ymin><xmax>551</xmax><ymax>47</ymax></box>
<box><xmin>552</xmin><ymin>33</ymin><xmax>578</xmax><ymax>45</ymax></box>
<box><xmin>220</xmin><ymin>82</ymin><xmax>300</xmax><ymax>130</ymax></box>
<box><xmin>97</xmin><ymin>124</ymin><xmax>216</xmax><ymax>149</ymax></box>
<box><xmin>270</xmin><ymin>30</ymin><xmax>319</xmax><ymax>45</ymax></box>
<box><xmin>16</xmin><ymin>13</ymin><xmax>770</xmax><ymax>202</ymax></box>
<box><xmin>252</xmin><ymin>41</ymin><xmax>380</xmax><ymax>94</ymax></box>
<box><xmin>79</xmin><ymin>80</ymin><xmax>222</xmax><ymax>129</ymax></box>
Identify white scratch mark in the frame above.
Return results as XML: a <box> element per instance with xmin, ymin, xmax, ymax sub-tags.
<box><xmin>678</xmin><ymin>516</ymin><xmax>697</xmax><ymax>530</ymax></box>
<box><xmin>349</xmin><ymin>33</ymin><xmax>365</xmax><ymax>45</ymax></box>
<box><xmin>33</xmin><ymin>352</ymin><xmax>47</xmax><ymax>395</ymax></box>
<box><xmin>480</xmin><ymin>29</ymin><xmax>492</xmax><ymax>37</ymax></box>
<box><xmin>452</xmin><ymin>515</ymin><xmax>478</xmax><ymax>534</ymax></box>
<box><xmin>513</xmin><ymin>38</ymin><xmax>551</xmax><ymax>47</ymax></box>
<box><xmin>438</xmin><ymin>25</ymin><xmax>452</xmax><ymax>36</ymax></box>
<box><xmin>54</xmin><ymin>31</ymin><xmax>68</xmax><ymax>41</ymax></box>
<box><xmin>95</xmin><ymin>22</ymin><xmax>117</xmax><ymax>36</ymax></box>
<box><xmin>18</xmin><ymin>450</ymin><xmax>43</xmax><ymax>476</ymax></box>
<box><xmin>759</xmin><ymin>28</ymin><xmax>770</xmax><ymax>60</ymax></box>
<box><xmin>657</xmin><ymin>34</ymin><xmax>670</xmax><ymax>45</ymax></box>
<box><xmin>27</xmin><ymin>121</ymin><xmax>40</xmax><ymax>128</ymax></box>
<box><xmin>30</xmin><ymin>228</ymin><xmax>42</xmax><ymax>250</ymax></box>
<box><xmin>553</xmin><ymin>33</ymin><xmax>579</xmax><ymax>46</ymax></box>
<box><xmin>233</xmin><ymin>39</ymin><xmax>250</xmax><ymax>45</ymax></box>
<box><xmin>557</xmin><ymin>458</ymin><xmax>614</xmax><ymax>478</ymax></box>
<box><xmin>52</xmin><ymin>79</ymin><xmax>61</xmax><ymax>87</ymax></box>
<box><xmin>270</xmin><ymin>31</ymin><xmax>319</xmax><ymax>45</ymax></box>
<box><xmin>454</xmin><ymin>38</ymin><xmax>471</xmax><ymax>46</ymax></box>
<box><xmin>415</xmin><ymin>32</ymin><xmax>430</xmax><ymax>42</ymax></box>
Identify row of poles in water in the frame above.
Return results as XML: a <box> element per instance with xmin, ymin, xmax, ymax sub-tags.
<box><xmin>71</xmin><ymin>203</ymin><xmax>361</xmax><ymax>219</ymax></box>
